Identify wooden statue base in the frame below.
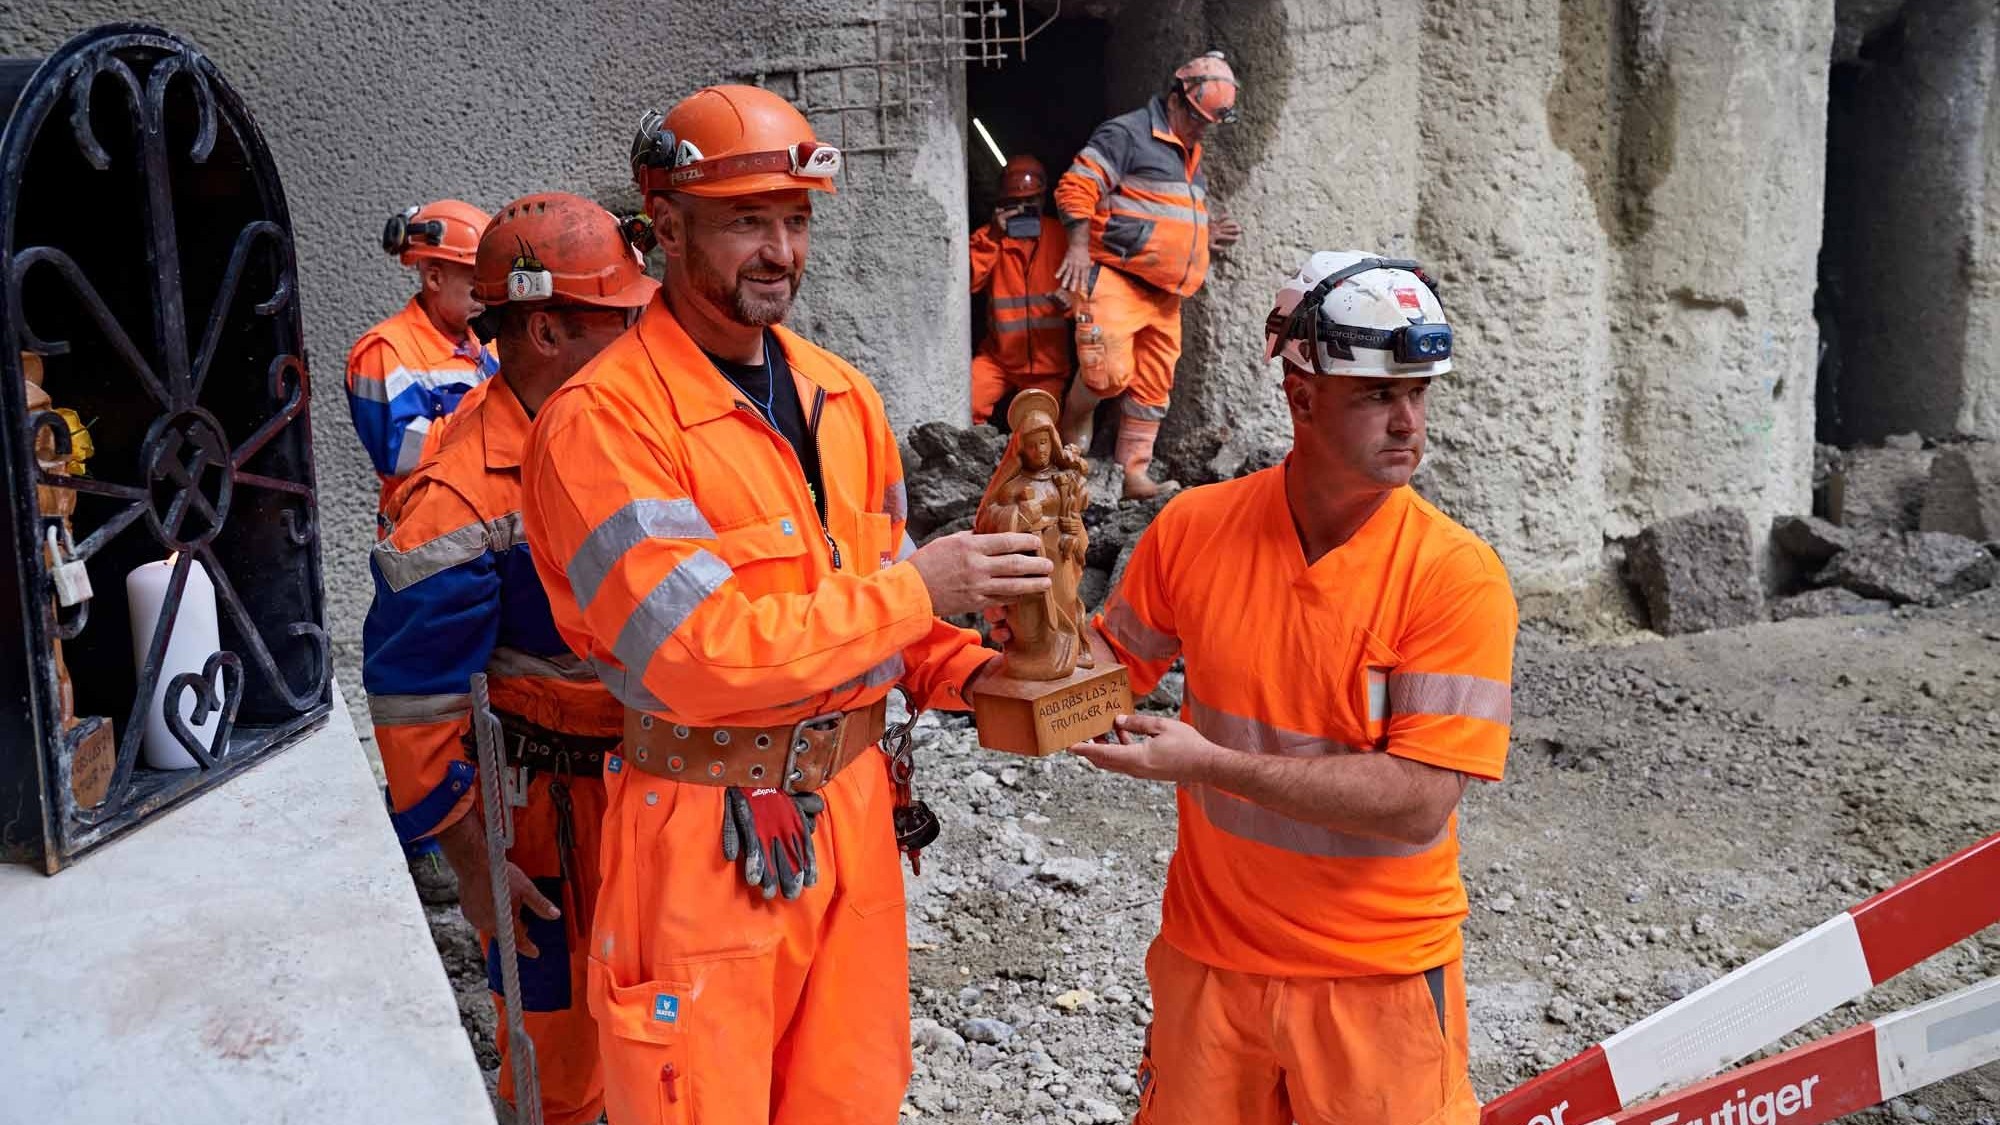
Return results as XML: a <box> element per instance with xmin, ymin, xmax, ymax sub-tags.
<box><xmin>972</xmin><ymin>661</ymin><xmax>1132</xmax><ymax>757</ymax></box>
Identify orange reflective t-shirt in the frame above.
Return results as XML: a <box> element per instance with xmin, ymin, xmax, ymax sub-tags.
<box><xmin>1095</xmin><ymin>466</ymin><xmax>1517</xmax><ymax>978</ymax></box>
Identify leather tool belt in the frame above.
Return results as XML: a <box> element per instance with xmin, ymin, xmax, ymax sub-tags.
<box><xmin>494</xmin><ymin>710</ymin><xmax>617</xmax><ymax>777</ymax></box>
<box><xmin>620</xmin><ymin>697</ymin><xmax>889</xmax><ymax>793</ymax></box>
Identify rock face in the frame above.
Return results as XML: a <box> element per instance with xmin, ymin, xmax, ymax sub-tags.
<box><xmin>1830</xmin><ymin>445</ymin><xmax>1936</xmax><ymax>534</ymax></box>
<box><xmin>1919</xmin><ymin>445</ymin><xmax>2000</xmax><ymax>542</ymax></box>
<box><xmin>1625</xmin><ymin>509</ymin><xmax>1766</xmax><ymax>635</ymax></box>
<box><xmin>1768</xmin><ymin>587</ymin><xmax>1892</xmax><ymax>622</ymax></box>
<box><xmin>1813</xmin><ymin>532</ymin><xmax>1998</xmax><ymax>606</ymax></box>
<box><xmin>904</xmin><ymin>422</ymin><xmax>1009</xmax><ymax>540</ymax></box>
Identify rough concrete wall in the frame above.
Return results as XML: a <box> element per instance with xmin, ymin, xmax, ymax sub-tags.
<box><xmin>1602</xmin><ymin>0</ymin><xmax>1827</xmax><ymax>554</ymax></box>
<box><xmin>1952</xmin><ymin>14</ymin><xmax>2000</xmax><ymax>439</ymax></box>
<box><xmin>1417</xmin><ymin>0</ymin><xmax>1613</xmax><ymax>595</ymax></box>
<box><xmin>1103</xmin><ymin>0</ymin><xmax>1426</xmax><ymax>485</ymax></box>
<box><xmin>0</xmin><ymin>4</ymin><xmax>968</xmax><ymax>675</ymax></box>
<box><xmin>1824</xmin><ymin>0</ymin><xmax>1997</xmax><ymax>442</ymax></box>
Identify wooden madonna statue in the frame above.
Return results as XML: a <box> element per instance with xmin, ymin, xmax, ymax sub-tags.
<box><xmin>969</xmin><ymin>390</ymin><xmax>1131</xmax><ymax>755</ymax></box>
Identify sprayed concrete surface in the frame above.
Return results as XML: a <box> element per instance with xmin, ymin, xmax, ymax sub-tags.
<box><xmin>0</xmin><ymin>685</ymin><xmax>490</xmax><ymax>1125</ymax></box>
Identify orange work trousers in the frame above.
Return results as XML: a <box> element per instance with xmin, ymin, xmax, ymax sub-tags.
<box><xmin>1133</xmin><ymin>938</ymin><xmax>1479</xmax><ymax>1125</ymax></box>
<box><xmin>1085</xmin><ymin>265</ymin><xmax>1183</xmax><ymax>411</ymax></box>
<box><xmin>586</xmin><ymin>749</ymin><xmax>911</xmax><ymax>1125</ymax></box>
<box><xmin>480</xmin><ymin>771</ymin><xmax>608</xmax><ymax>1125</ymax></box>
<box><xmin>971</xmin><ymin>352</ymin><xmax>1067</xmax><ymax>426</ymax></box>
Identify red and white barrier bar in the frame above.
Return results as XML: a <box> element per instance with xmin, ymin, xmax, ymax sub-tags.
<box><xmin>1483</xmin><ymin>831</ymin><xmax>2000</xmax><ymax>1125</ymax></box>
<box><xmin>1586</xmin><ymin>973</ymin><xmax>2000</xmax><ymax>1125</ymax></box>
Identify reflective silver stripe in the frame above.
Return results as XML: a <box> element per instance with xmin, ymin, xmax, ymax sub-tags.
<box><xmin>773</xmin><ymin>652</ymin><xmax>908</xmax><ymax>712</ymax></box>
<box><xmin>1100</xmin><ymin>594</ymin><xmax>1178</xmax><ymax>662</ymax></box>
<box><xmin>1186</xmin><ymin>694</ymin><xmax>1361</xmax><ymax>759</ymax></box>
<box><xmin>1388</xmin><ymin>671</ymin><xmax>1513</xmax><ymax>725</ymax></box>
<box><xmin>348</xmin><ymin>375</ymin><xmax>390</xmax><ymax>403</ymax></box>
<box><xmin>610</xmin><ymin>550</ymin><xmax>733</xmax><ymax>678</ymax></box>
<box><xmin>882</xmin><ymin>480</ymin><xmax>908</xmax><ymax>523</ymax></box>
<box><xmin>1109</xmin><ymin>195</ymin><xmax>1199</xmax><ymax>221</ymax></box>
<box><xmin>373</xmin><ymin>520</ymin><xmax>492</xmax><ymax>592</ymax></box>
<box><xmin>1368</xmin><ymin>668</ymin><xmax>1388</xmax><ymax>722</ymax></box>
<box><xmin>368</xmin><ymin>692</ymin><xmax>471</xmax><ymax>726</ymax></box>
<box><xmin>1072</xmin><ymin>146</ymin><xmax>1118</xmax><ymax>188</ymax></box>
<box><xmin>570</xmin><ymin>498</ymin><xmax>718</xmax><ymax>612</ymax></box>
<box><xmin>383</xmin><ymin>364</ymin><xmax>482</xmax><ymax>401</ymax></box>
<box><xmin>994</xmin><ymin>293</ymin><xmax>1065</xmax><ymax>311</ymax></box>
<box><xmin>588</xmin><ymin>656</ymin><xmax>666</xmax><ymax>712</ymax></box>
<box><xmin>1183</xmin><ymin>783</ymin><xmax>1442</xmax><ymax>858</ymax></box>
<box><xmin>897</xmin><ymin>531</ymin><xmax>919</xmax><ymax>561</ymax></box>
<box><xmin>488</xmin><ymin>646</ymin><xmax>596</xmax><ymax>683</ymax></box>
<box><xmin>1121</xmin><ymin>176</ymin><xmax>1196</xmax><ymax>200</ymax></box>
<box><xmin>1120</xmin><ymin>399</ymin><xmax>1170</xmax><ymax>422</ymax></box>
<box><xmin>488</xmin><ymin>510</ymin><xmax>525</xmax><ymax>552</ymax></box>
<box><xmin>995</xmin><ymin>317</ymin><xmax>1070</xmax><ymax>333</ymax></box>
<box><xmin>392</xmin><ymin>416</ymin><xmax>431</xmax><ymax>474</ymax></box>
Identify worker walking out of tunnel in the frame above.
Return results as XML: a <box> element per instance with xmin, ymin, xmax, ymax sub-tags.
<box><xmin>1072</xmin><ymin>252</ymin><xmax>1516</xmax><ymax>1124</ymax></box>
<box><xmin>347</xmin><ymin>198</ymin><xmax>499</xmax><ymax>537</ymax></box>
<box><xmin>363</xmin><ymin>193</ymin><xmax>658</xmax><ymax>1125</ymax></box>
<box><xmin>520</xmin><ymin>85</ymin><xmax>1052</xmax><ymax>1125</ymax></box>
<box><xmin>1054</xmin><ymin>50</ymin><xmax>1244</xmax><ymax>499</ymax></box>
<box><xmin>969</xmin><ymin>154</ymin><xmax>1073</xmax><ymax>426</ymax></box>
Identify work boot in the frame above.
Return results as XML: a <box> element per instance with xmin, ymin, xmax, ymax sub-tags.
<box><xmin>1060</xmin><ymin>378</ymin><xmax>1103</xmax><ymax>451</ymax></box>
<box><xmin>1116</xmin><ymin>416</ymin><xmax>1173</xmax><ymax>501</ymax></box>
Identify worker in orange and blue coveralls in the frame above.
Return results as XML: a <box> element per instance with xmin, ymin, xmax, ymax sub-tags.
<box><xmin>1053</xmin><ymin>51</ymin><xmax>1245</xmax><ymax>499</ymax></box>
<box><xmin>968</xmin><ymin>154</ymin><xmax>1073</xmax><ymax>426</ymax></box>
<box><xmin>363</xmin><ymin>192</ymin><xmax>657</xmax><ymax>1125</ymax></box>
<box><xmin>346</xmin><ymin>198</ymin><xmax>499</xmax><ymax>536</ymax></box>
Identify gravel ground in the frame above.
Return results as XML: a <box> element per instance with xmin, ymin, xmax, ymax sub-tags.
<box><xmin>420</xmin><ymin>590</ymin><xmax>2000</xmax><ymax>1123</ymax></box>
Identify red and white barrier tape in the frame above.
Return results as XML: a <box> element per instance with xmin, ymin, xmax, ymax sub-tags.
<box><xmin>1483</xmin><ymin>831</ymin><xmax>2000</xmax><ymax>1125</ymax></box>
<box><xmin>1588</xmin><ymin>973</ymin><xmax>2000</xmax><ymax>1125</ymax></box>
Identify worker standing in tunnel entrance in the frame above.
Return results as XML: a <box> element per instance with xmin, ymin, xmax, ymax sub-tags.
<box><xmin>1054</xmin><ymin>50</ymin><xmax>1244</xmax><ymax>499</ymax></box>
<box><xmin>364</xmin><ymin>193</ymin><xmax>658</xmax><ymax>1125</ymax></box>
<box><xmin>1069</xmin><ymin>252</ymin><xmax>1514</xmax><ymax>1124</ymax></box>
<box><xmin>969</xmin><ymin>154</ymin><xmax>1074</xmax><ymax>426</ymax></box>
<box><xmin>521</xmin><ymin>84</ymin><xmax>1051</xmax><ymax>1125</ymax></box>
<box><xmin>347</xmin><ymin>198</ymin><xmax>499</xmax><ymax>538</ymax></box>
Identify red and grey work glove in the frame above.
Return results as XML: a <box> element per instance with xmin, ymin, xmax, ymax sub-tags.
<box><xmin>721</xmin><ymin>787</ymin><xmax>825</xmax><ymax>901</ymax></box>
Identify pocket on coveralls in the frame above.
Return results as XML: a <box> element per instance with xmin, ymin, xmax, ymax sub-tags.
<box><xmin>1349</xmin><ymin>626</ymin><xmax>1402</xmax><ymax>747</ymax></box>
<box><xmin>592</xmin><ymin>965</ymin><xmax>693</xmax><ymax>1122</ymax></box>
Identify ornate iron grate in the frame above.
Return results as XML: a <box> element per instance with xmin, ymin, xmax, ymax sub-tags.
<box><xmin>0</xmin><ymin>24</ymin><xmax>329</xmax><ymax>872</ymax></box>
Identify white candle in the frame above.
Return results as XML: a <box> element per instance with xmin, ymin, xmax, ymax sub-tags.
<box><xmin>125</xmin><ymin>554</ymin><xmax>223</xmax><ymax>770</ymax></box>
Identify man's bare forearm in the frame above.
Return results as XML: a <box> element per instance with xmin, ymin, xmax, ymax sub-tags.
<box><xmin>1197</xmin><ymin>745</ymin><xmax>1466</xmax><ymax>847</ymax></box>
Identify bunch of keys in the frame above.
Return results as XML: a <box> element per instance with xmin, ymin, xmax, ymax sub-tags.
<box><xmin>882</xmin><ymin>695</ymin><xmax>941</xmax><ymax>875</ymax></box>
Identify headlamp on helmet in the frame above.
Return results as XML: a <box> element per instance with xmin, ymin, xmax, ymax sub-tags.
<box><xmin>381</xmin><ymin>205</ymin><xmax>446</xmax><ymax>257</ymax></box>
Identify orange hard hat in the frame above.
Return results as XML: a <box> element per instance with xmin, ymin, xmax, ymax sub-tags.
<box><xmin>631</xmin><ymin>85</ymin><xmax>840</xmax><ymax>199</ymax></box>
<box><xmin>383</xmin><ymin>199</ymin><xmax>488</xmax><ymax>267</ymax></box>
<box><xmin>1172</xmin><ymin>50</ymin><xmax>1240</xmax><ymax>125</ymax></box>
<box><xmin>473</xmin><ymin>192</ymin><xmax>659</xmax><ymax>309</ymax></box>
<box><xmin>998</xmin><ymin>155</ymin><xmax>1046</xmax><ymax>200</ymax></box>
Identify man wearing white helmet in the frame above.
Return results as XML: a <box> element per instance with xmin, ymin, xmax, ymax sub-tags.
<box><xmin>1064</xmin><ymin>252</ymin><xmax>1518</xmax><ymax>1123</ymax></box>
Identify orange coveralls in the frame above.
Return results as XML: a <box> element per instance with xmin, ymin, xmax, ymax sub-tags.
<box><xmin>520</xmin><ymin>298</ymin><xmax>993</xmax><ymax>1125</ymax></box>
<box><xmin>364</xmin><ymin>375</ymin><xmax>617</xmax><ymax>1125</ymax></box>
<box><xmin>969</xmin><ymin>214</ymin><xmax>1072</xmax><ymax>424</ymax></box>
<box><xmin>1095</xmin><ymin>467</ymin><xmax>1517</xmax><ymax>1125</ymax></box>
<box><xmin>345</xmin><ymin>296</ymin><xmax>497</xmax><ymax>536</ymax></box>
<box><xmin>1054</xmin><ymin>95</ymin><xmax>1211</xmax><ymax>436</ymax></box>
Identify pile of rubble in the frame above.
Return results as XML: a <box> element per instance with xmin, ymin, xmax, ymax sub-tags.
<box><xmin>1627</xmin><ymin>437</ymin><xmax>2000</xmax><ymax>635</ymax></box>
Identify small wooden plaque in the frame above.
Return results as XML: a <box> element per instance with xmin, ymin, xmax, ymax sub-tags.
<box><xmin>67</xmin><ymin>715</ymin><xmax>115</xmax><ymax>809</ymax></box>
<box><xmin>972</xmin><ymin>661</ymin><xmax>1132</xmax><ymax>757</ymax></box>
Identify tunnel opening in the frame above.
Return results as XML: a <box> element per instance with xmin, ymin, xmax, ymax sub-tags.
<box><xmin>961</xmin><ymin>5</ymin><xmax>1110</xmax><ymax>432</ymax></box>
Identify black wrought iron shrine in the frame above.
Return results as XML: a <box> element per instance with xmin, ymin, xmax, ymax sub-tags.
<box><xmin>1</xmin><ymin>25</ymin><xmax>329</xmax><ymax>872</ymax></box>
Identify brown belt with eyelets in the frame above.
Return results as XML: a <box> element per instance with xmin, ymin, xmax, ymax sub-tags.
<box><xmin>619</xmin><ymin>698</ymin><xmax>888</xmax><ymax>793</ymax></box>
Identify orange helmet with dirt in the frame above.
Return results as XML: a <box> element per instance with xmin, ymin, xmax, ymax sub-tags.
<box><xmin>472</xmin><ymin>192</ymin><xmax>659</xmax><ymax>309</ymax></box>
<box><xmin>998</xmin><ymin>154</ymin><xmax>1047</xmax><ymax>201</ymax></box>
<box><xmin>1172</xmin><ymin>50</ymin><xmax>1240</xmax><ymax>125</ymax></box>
<box><xmin>383</xmin><ymin>199</ymin><xmax>488</xmax><ymax>267</ymax></box>
<box><xmin>630</xmin><ymin>85</ymin><xmax>841</xmax><ymax>199</ymax></box>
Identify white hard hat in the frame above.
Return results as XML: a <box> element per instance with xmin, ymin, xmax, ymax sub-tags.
<box><xmin>1264</xmin><ymin>250</ymin><xmax>1452</xmax><ymax>378</ymax></box>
